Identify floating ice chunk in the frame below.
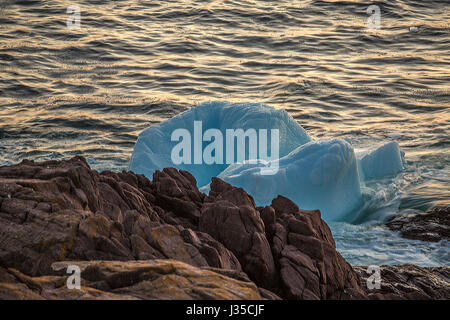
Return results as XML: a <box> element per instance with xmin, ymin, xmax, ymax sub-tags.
<box><xmin>130</xmin><ymin>101</ymin><xmax>406</xmax><ymax>222</ymax></box>
<box><xmin>357</xmin><ymin>141</ymin><xmax>405</xmax><ymax>181</ymax></box>
<box><xmin>202</xmin><ymin>139</ymin><xmax>362</xmax><ymax>221</ymax></box>
<box><xmin>129</xmin><ymin>101</ymin><xmax>311</xmax><ymax>187</ymax></box>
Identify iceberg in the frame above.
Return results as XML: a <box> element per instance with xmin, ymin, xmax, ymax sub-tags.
<box><xmin>129</xmin><ymin>101</ymin><xmax>311</xmax><ymax>187</ymax></box>
<box><xmin>356</xmin><ymin>141</ymin><xmax>405</xmax><ymax>180</ymax></box>
<box><xmin>130</xmin><ymin>101</ymin><xmax>405</xmax><ymax>221</ymax></box>
<box><xmin>203</xmin><ymin>139</ymin><xmax>362</xmax><ymax>221</ymax></box>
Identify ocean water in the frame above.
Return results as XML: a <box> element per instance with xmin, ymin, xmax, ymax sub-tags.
<box><xmin>0</xmin><ymin>0</ymin><xmax>448</xmax><ymax>266</ymax></box>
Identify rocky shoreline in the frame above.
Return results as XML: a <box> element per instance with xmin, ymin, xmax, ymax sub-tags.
<box><xmin>0</xmin><ymin>157</ymin><xmax>448</xmax><ymax>300</ymax></box>
<box><xmin>386</xmin><ymin>206</ymin><xmax>450</xmax><ymax>242</ymax></box>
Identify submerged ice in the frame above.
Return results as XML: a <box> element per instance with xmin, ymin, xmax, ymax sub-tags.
<box><xmin>130</xmin><ymin>101</ymin><xmax>405</xmax><ymax>221</ymax></box>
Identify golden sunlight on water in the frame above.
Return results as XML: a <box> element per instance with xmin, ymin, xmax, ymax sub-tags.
<box><xmin>0</xmin><ymin>0</ymin><xmax>448</xmax><ymax>266</ymax></box>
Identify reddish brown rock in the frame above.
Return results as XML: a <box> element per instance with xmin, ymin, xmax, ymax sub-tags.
<box><xmin>0</xmin><ymin>260</ymin><xmax>267</xmax><ymax>300</ymax></box>
<box><xmin>386</xmin><ymin>206</ymin><xmax>450</xmax><ymax>242</ymax></box>
<box><xmin>0</xmin><ymin>157</ymin><xmax>240</xmax><ymax>277</ymax></box>
<box><xmin>263</xmin><ymin>195</ymin><xmax>365</xmax><ymax>300</ymax></box>
<box><xmin>151</xmin><ymin>168</ymin><xmax>205</xmax><ymax>228</ymax></box>
<box><xmin>354</xmin><ymin>264</ymin><xmax>450</xmax><ymax>300</ymax></box>
<box><xmin>1</xmin><ymin>157</ymin><xmax>448</xmax><ymax>300</ymax></box>
<box><xmin>199</xmin><ymin>178</ymin><xmax>278</xmax><ymax>291</ymax></box>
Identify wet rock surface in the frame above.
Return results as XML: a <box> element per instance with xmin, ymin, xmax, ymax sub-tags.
<box><xmin>386</xmin><ymin>207</ymin><xmax>450</xmax><ymax>242</ymax></box>
<box><xmin>0</xmin><ymin>157</ymin><xmax>448</xmax><ymax>300</ymax></box>
<box><xmin>354</xmin><ymin>264</ymin><xmax>450</xmax><ymax>300</ymax></box>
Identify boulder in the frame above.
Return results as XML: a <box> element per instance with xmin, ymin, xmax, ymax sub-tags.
<box><xmin>354</xmin><ymin>264</ymin><xmax>450</xmax><ymax>300</ymax></box>
<box><xmin>0</xmin><ymin>157</ymin><xmax>240</xmax><ymax>276</ymax></box>
<box><xmin>200</xmin><ymin>178</ymin><xmax>278</xmax><ymax>291</ymax></box>
<box><xmin>386</xmin><ymin>207</ymin><xmax>450</xmax><ymax>242</ymax></box>
<box><xmin>264</xmin><ymin>195</ymin><xmax>365</xmax><ymax>299</ymax></box>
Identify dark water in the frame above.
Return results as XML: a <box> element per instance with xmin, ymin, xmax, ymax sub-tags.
<box><xmin>0</xmin><ymin>0</ymin><xmax>449</xmax><ymax>265</ymax></box>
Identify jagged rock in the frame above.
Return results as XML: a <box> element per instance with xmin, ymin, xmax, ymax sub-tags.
<box><xmin>198</xmin><ymin>180</ymin><xmax>367</xmax><ymax>299</ymax></box>
<box><xmin>0</xmin><ymin>157</ymin><xmax>241</xmax><ymax>276</ymax></box>
<box><xmin>0</xmin><ymin>260</ymin><xmax>265</xmax><ymax>300</ymax></box>
<box><xmin>386</xmin><ymin>207</ymin><xmax>450</xmax><ymax>242</ymax></box>
<box><xmin>199</xmin><ymin>178</ymin><xmax>278</xmax><ymax>291</ymax></box>
<box><xmin>354</xmin><ymin>264</ymin><xmax>450</xmax><ymax>300</ymax></box>
<box><xmin>147</xmin><ymin>224</ymin><xmax>208</xmax><ymax>267</ymax></box>
<box><xmin>0</xmin><ymin>157</ymin><xmax>448</xmax><ymax>300</ymax></box>
<box><xmin>263</xmin><ymin>195</ymin><xmax>366</xmax><ymax>300</ymax></box>
<box><xmin>180</xmin><ymin>229</ymin><xmax>242</xmax><ymax>270</ymax></box>
<box><xmin>152</xmin><ymin>168</ymin><xmax>205</xmax><ymax>228</ymax></box>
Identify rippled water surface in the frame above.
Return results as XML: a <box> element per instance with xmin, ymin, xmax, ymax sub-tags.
<box><xmin>0</xmin><ymin>0</ymin><xmax>449</xmax><ymax>266</ymax></box>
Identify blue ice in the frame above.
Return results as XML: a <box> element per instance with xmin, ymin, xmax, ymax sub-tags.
<box><xmin>129</xmin><ymin>102</ymin><xmax>310</xmax><ymax>187</ymax></box>
<box><xmin>357</xmin><ymin>141</ymin><xmax>406</xmax><ymax>181</ymax></box>
<box><xmin>129</xmin><ymin>102</ymin><xmax>405</xmax><ymax>221</ymax></box>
